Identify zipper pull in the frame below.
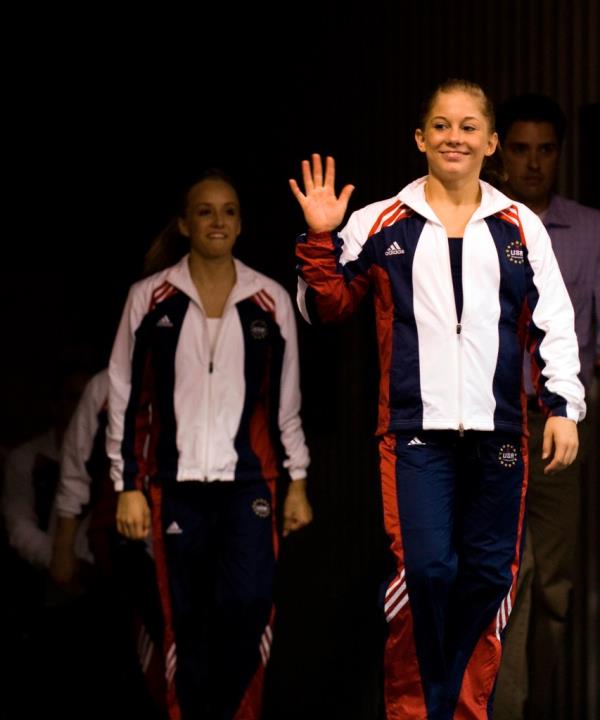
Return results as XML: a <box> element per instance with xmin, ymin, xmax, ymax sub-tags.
<box><xmin>209</xmin><ymin>360</ymin><xmax>214</xmax><ymax>374</ymax></box>
<box><xmin>456</xmin><ymin>323</ymin><xmax>462</xmax><ymax>335</ymax></box>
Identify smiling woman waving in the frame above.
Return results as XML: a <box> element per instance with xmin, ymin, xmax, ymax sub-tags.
<box><xmin>290</xmin><ymin>79</ymin><xmax>584</xmax><ymax>720</ymax></box>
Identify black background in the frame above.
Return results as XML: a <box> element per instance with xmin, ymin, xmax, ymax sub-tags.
<box><xmin>2</xmin><ymin>3</ymin><xmax>598</xmax><ymax>718</ymax></box>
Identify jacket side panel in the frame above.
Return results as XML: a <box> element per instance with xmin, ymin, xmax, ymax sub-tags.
<box><xmin>234</xmin><ymin>298</ymin><xmax>284</xmax><ymax>481</ymax></box>
<box><xmin>370</xmin><ymin>214</ymin><xmax>427</xmax><ymax>433</ymax></box>
<box><xmin>485</xmin><ymin>215</ymin><xmax>529</xmax><ymax>432</ymax></box>
<box><xmin>122</xmin><ymin>292</ymin><xmax>189</xmax><ymax>488</ymax></box>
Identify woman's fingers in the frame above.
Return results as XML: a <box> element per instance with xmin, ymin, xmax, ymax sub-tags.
<box><xmin>118</xmin><ymin>518</ymin><xmax>149</xmax><ymax>540</ymax></box>
<box><xmin>301</xmin><ymin>158</ymin><xmax>315</xmax><ymax>193</ymax></box>
<box><xmin>311</xmin><ymin>153</ymin><xmax>323</xmax><ymax>187</ymax></box>
<box><xmin>288</xmin><ymin>178</ymin><xmax>306</xmax><ymax>204</ymax></box>
<box><xmin>324</xmin><ymin>155</ymin><xmax>336</xmax><ymax>188</ymax></box>
<box><xmin>289</xmin><ymin>154</ymin><xmax>353</xmax><ymax>231</ymax></box>
<box><xmin>339</xmin><ymin>183</ymin><xmax>355</xmax><ymax>205</ymax></box>
<box><xmin>296</xmin><ymin>154</ymin><xmax>334</xmax><ymax>195</ymax></box>
<box><xmin>290</xmin><ymin>154</ymin><xmax>341</xmax><ymax>197</ymax></box>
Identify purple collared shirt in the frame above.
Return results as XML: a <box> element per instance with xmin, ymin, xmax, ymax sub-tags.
<box><xmin>524</xmin><ymin>194</ymin><xmax>600</xmax><ymax>394</ymax></box>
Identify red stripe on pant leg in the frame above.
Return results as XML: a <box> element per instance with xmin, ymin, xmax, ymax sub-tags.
<box><xmin>508</xmin><ymin>435</ymin><xmax>529</xmax><ymax>612</ymax></box>
<box><xmin>234</xmin><ymin>608</ymin><xmax>276</xmax><ymax>720</ymax></box>
<box><xmin>453</xmin><ymin>617</ymin><xmax>499</xmax><ymax>720</ymax></box>
<box><xmin>380</xmin><ymin>434</ymin><xmax>428</xmax><ymax>720</ymax></box>
<box><xmin>234</xmin><ymin>666</ymin><xmax>266</xmax><ymax>720</ymax></box>
<box><xmin>266</xmin><ymin>475</ymin><xmax>279</xmax><ymax>562</ymax></box>
<box><xmin>248</xmin><ymin>401</ymin><xmax>279</xmax><ymax>483</ymax></box>
<box><xmin>148</xmin><ymin>481</ymin><xmax>182</xmax><ymax>720</ymax></box>
<box><xmin>454</xmin><ymin>437</ymin><xmax>529</xmax><ymax>719</ymax></box>
<box><xmin>234</xmin><ymin>477</ymin><xmax>278</xmax><ymax>719</ymax></box>
<box><xmin>248</xmin><ymin>394</ymin><xmax>279</xmax><ymax>558</ymax></box>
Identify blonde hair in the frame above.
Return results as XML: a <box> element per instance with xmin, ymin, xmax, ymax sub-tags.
<box><xmin>419</xmin><ymin>78</ymin><xmax>496</xmax><ymax>131</ymax></box>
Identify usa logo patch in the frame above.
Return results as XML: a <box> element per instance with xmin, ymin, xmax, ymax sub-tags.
<box><xmin>250</xmin><ymin>319</ymin><xmax>268</xmax><ymax>340</ymax></box>
<box><xmin>252</xmin><ymin>498</ymin><xmax>271</xmax><ymax>518</ymax></box>
<box><xmin>498</xmin><ymin>443</ymin><xmax>519</xmax><ymax>468</ymax></box>
<box><xmin>505</xmin><ymin>240</ymin><xmax>524</xmax><ymax>265</ymax></box>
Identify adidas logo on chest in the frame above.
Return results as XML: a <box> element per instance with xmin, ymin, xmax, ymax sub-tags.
<box><xmin>157</xmin><ymin>315</ymin><xmax>174</xmax><ymax>328</ymax></box>
<box><xmin>385</xmin><ymin>241</ymin><xmax>405</xmax><ymax>257</ymax></box>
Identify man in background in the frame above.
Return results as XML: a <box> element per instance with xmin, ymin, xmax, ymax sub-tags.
<box><xmin>494</xmin><ymin>93</ymin><xmax>600</xmax><ymax>720</ymax></box>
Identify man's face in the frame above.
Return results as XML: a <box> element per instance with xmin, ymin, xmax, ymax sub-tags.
<box><xmin>502</xmin><ymin>121</ymin><xmax>560</xmax><ymax>210</ymax></box>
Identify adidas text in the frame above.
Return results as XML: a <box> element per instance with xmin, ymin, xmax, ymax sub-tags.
<box><xmin>385</xmin><ymin>242</ymin><xmax>405</xmax><ymax>257</ymax></box>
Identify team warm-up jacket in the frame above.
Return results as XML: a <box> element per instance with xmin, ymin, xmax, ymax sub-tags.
<box><xmin>107</xmin><ymin>255</ymin><xmax>309</xmax><ymax>491</ymax></box>
<box><xmin>296</xmin><ymin>177</ymin><xmax>586</xmax><ymax>434</ymax></box>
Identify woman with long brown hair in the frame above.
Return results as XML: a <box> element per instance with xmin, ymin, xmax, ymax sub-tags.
<box><xmin>108</xmin><ymin>169</ymin><xmax>312</xmax><ymax>719</ymax></box>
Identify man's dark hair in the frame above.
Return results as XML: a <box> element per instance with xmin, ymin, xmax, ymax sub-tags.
<box><xmin>496</xmin><ymin>93</ymin><xmax>567</xmax><ymax>146</ymax></box>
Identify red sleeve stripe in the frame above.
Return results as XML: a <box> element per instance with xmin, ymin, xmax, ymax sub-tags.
<box><xmin>377</xmin><ymin>206</ymin><xmax>411</xmax><ymax>234</ymax></box>
<box><xmin>152</xmin><ymin>281</ymin><xmax>171</xmax><ymax>303</ymax></box>
<box><xmin>252</xmin><ymin>290</ymin><xmax>276</xmax><ymax>317</ymax></box>
<box><xmin>368</xmin><ymin>200</ymin><xmax>403</xmax><ymax>237</ymax></box>
<box><xmin>496</xmin><ymin>205</ymin><xmax>527</xmax><ymax>246</ymax></box>
<box><xmin>496</xmin><ymin>204</ymin><xmax>520</xmax><ymax>225</ymax></box>
<box><xmin>496</xmin><ymin>211</ymin><xmax>519</xmax><ymax>226</ymax></box>
<box><xmin>258</xmin><ymin>289</ymin><xmax>275</xmax><ymax>311</ymax></box>
<box><xmin>150</xmin><ymin>282</ymin><xmax>178</xmax><ymax>311</ymax></box>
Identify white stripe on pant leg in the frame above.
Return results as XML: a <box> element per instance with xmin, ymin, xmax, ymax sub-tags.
<box><xmin>384</xmin><ymin>582</ymin><xmax>407</xmax><ymax>613</ymax></box>
<box><xmin>259</xmin><ymin>644</ymin><xmax>268</xmax><ymax>666</ymax></box>
<box><xmin>142</xmin><ymin>643</ymin><xmax>154</xmax><ymax>674</ymax></box>
<box><xmin>385</xmin><ymin>569</ymin><xmax>406</xmax><ymax>598</ymax></box>
<box><xmin>386</xmin><ymin>593</ymin><xmax>409</xmax><ymax>622</ymax></box>
<box><xmin>165</xmin><ymin>643</ymin><xmax>177</xmax><ymax>684</ymax></box>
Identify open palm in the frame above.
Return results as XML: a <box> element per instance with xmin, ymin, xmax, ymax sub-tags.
<box><xmin>289</xmin><ymin>154</ymin><xmax>354</xmax><ymax>232</ymax></box>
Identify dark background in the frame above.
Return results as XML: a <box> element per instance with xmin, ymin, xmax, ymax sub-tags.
<box><xmin>1</xmin><ymin>1</ymin><xmax>598</xmax><ymax>718</ymax></box>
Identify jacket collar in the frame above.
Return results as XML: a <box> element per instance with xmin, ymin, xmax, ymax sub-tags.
<box><xmin>397</xmin><ymin>176</ymin><xmax>515</xmax><ymax>226</ymax></box>
<box><xmin>165</xmin><ymin>254</ymin><xmax>264</xmax><ymax>307</ymax></box>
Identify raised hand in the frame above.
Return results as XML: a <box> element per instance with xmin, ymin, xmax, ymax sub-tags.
<box><xmin>289</xmin><ymin>154</ymin><xmax>354</xmax><ymax>233</ymax></box>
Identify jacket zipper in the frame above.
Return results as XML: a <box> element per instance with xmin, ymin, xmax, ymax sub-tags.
<box><xmin>201</xmin><ymin>323</ymin><xmax>212</xmax><ymax>481</ymax></box>
<box><xmin>456</xmin><ymin>322</ymin><xmax>464</xmax><ymax>437</ymax></box>
<box><xmin>448</xmin><ymin>227</ymin><xmax>465</xmax><ymax>437</ymax></box>
<box><xmin>455</xmin><ymin>223</ymin><xmax>472</xmax><ymax>438</ymax></box>
<box><xmin>201</xmin><ymin>304</ymin><xmax>229</xmax><ymax>480</ymax></box>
